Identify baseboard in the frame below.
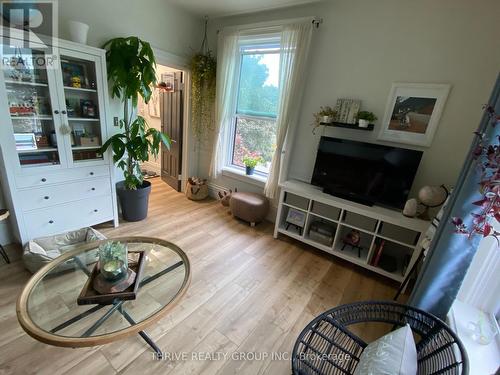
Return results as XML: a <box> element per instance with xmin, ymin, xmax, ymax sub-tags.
<box><xmin>208</xmin><ymin>182</ymin><xmax>277</xmax><ymax>223</ymax></box>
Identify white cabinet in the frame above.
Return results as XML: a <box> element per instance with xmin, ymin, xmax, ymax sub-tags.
<box><xmin>275</xmin><ymin>180</ymin><xmax>430</xmax><ymax>282</ymax></box>
<box><xmin>0</xmin><ymin>32</ymin><xmax>119</xmax><ymax>244</ymax></box>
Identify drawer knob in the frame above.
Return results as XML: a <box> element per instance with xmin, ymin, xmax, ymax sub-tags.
<box><xmin>91</xmin><ymin>187</ymin><xmax>96</xmax><ymax>191</ymax></box>
<box><xmin>44</xmin><ymin>196</ymin><xmax>49</xmax><ymax>200</ymax></box>
<box><xmin>89</xmin><ymin>172</ymin><xmax>94</xmax><ymax>176</ymax></box>
<box><xmin>54</xmin><ymin>110</ymin><xmax>59</xmax><ymax>114</ymax></box>
<box><xmin>49</xmin><ymin>220</ymin><xmax>54</xmax><ymax>224</ymax></box>
<box><xmin>94</xmin><ymin>209</ymin><xmax>98</xmax><ymax>212</ymax></box>
<box><xmin>41</xmin><ymin>178</ymin><xmax>47</xmax><ymax>182</ymax></box>
<box><xmin>61</xmin><ymin>110</ymin><xmax>67</xmax><ymax>115</ymax></box>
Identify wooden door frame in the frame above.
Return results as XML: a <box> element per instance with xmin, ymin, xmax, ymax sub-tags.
<box><xmin>152</xmin><ymin>47</ymin><xmax>191</xmax><ymax>193</ymax></box>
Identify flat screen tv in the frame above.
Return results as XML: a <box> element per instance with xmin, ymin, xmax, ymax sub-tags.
<box><xmin>311</xmin><ymin>137</ymin><xmax>423</xmax><ymax>210</ymax></box>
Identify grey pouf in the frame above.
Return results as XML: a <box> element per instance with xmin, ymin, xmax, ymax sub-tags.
<box><xmin>23</xmin><ymin>227</ymin><xmax>106</xmax><ymax>273</ymax></box>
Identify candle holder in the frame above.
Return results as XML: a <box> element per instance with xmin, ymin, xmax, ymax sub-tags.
<box><xmin>98</xmin><ymin>241</ymin><xmax>128</xmax><ymax>281</ymax></box>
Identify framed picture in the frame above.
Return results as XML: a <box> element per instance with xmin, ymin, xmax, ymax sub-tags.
<box><xmin>286</xmin><ymin>208</ymin><xmax>306</xmax><ymax>228</ymax></box>
<box><xmin>161</xmin><ymin>72</ymin><xmax>175</xmax><ymax>92</ymax></box>
<box><xmin>378</xmin><ymin>83</ymin><xmax>450</xmax><ymax>147</ymax></box>
<box><xmin>148</xmin><ymin>88</ymin><xmax>160</xmax><ymax>118</ymax></box>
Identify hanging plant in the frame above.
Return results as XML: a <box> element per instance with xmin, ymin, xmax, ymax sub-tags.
<box><xmin>191</xmin><ymin>17</ymin><xmax>217</xmax><ymax>140</ymax></box>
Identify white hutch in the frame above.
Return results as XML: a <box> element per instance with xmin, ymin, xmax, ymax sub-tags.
<box><xmin>0</xmin><ymin>29</ymin><xmax>118</xmax><ymax>244</ymax></box>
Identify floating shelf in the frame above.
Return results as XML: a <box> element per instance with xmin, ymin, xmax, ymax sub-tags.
<box><xmin>320</xmin><ymin>121</ymin><xmax>374</xmax><ymax>131</ymax></box>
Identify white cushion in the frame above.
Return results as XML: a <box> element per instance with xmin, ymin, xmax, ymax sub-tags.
<box><xmin>354</xmin><ymin>324</ymin><xmax>417</xmax><ymax>375</ymax></box>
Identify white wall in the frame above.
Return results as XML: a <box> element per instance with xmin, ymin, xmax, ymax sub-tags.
<box><xmin>0</xmin><ymin>0</ymin><xmax>203</xmax><ymax>244</ymax></box>
<box><xmin>202</xmin><ymin>0</ymin><xmax>500</xmax><ymax>203</ymax></box>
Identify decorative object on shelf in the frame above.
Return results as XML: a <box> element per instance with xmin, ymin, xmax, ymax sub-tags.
<box><xmin>80</xmin><ymin>99</ymin><xmax>97</xmax><ymax>117</ymax></box>
<box><xmin>309</xmin><ymin>220</ymin><xmax>335</xmax><ymax>246</ymax></box>
<box><xmin>370</xmin><ymin>239</ymin><xmax>385</xmax><ymax>266</ymax></box>
<box><xmin>312</xmin><ymin>106</ymin><xmax>337</xmax><ymax>134</ymax></box>
<box><xmin>242</xmin><ymin>154</ymin><xmax>263</xmax><ymax>175</ymax></box>
<box><xmin>334</xmin><ymin>98</ymin><xmax>361</xmax><ymax>124</ymax></box>
<box><xmin>97</xmin><ymin>241</ymin><xmax>128</xmax><ymax>281</ymax></box>
<box><xmin>67</xmin><ymin>20</ymin><xmax>90</xmax><ymax>45</ymax></box>
<box><xmin>378</xmin><ymin>82</ymin><xmax>451</xmax><ymax>146</ymax></box>
<box><xmin>157</xmin><ymin>72</ymin><xmax>175</xmax><ymax>92</ymax></box>
<box><xmin>357</xmin><ymin>110</ymin><xmax>377</xmax><ymax>128</ymax></box>
<box><xmin>218</xmin><ymin>188</ymin><xmax>236</xmax><ymax>207</ymax></box>
<box><xmin>61</xmin><ymin>60</ymin><xmax>87</xmax><ymax>88</ymax></box>
<box><xmin>286</xmin><ymin>208</ymin><xmax>307</xmax><ymax>235</ymax></box>
<box><xmin>14</xmin><ymin>133</ymin><xmax>37</xmax><ymax>150</ymax></box>
<box><xmin>341</xmin><ymin>229</ymin><xmax>362</xmax><ymax>257</ymax></box>
<box><xmin>79</xmin><ymin>250</ymin><xmax>146</xmax><ymax>305</ymax></box>
<box><xmin>101</xmin><ymin>36</ymin><xmax>171</xmax><ymax>222</ymax></box>
<box><xmin>191</xmin><ymin>16</ymin><xmax>216</xmax><ymax>141</ymax></box>
<box><xmin>403</xmin><ymin>198</ymin><xmax>418</xmax><ymax>217</ymax></box>
<box><xmin>35</xmin><ymin>134</ymin><xmax>49</xmax><ymax>148</ymax></box>
<box><xmin>230</xmin><ymin>192</ymin><xmax>269</xmax><ymax>227</ymax></box>
<box><xmin>417</xmin><ymin>184</ymin><xmax>449</xmax><ymax>220</ymax></box>
<box><xmin>185</xmin><ymin>177</ymin><xmax>208</xmax><ymax>201</ymax></box>
<box><xmin>80</xmin><ymin>135</ymin><xmax>100</xmax><ymax>147</ymax></box>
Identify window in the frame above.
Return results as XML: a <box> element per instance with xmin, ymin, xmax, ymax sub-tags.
<box><xmin>229</xmin><ymin>38</ymin><xmax>281</xmax><ymax>176</ymax></box>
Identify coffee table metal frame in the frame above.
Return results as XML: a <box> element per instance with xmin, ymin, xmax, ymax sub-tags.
<box><xmin>17</xmin><ymin>237</ymin><xmax>191</xmax><ymax>356</ymax></box>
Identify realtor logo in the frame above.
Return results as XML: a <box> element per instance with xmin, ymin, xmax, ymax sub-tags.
<box><xmin>0</xmin><ymin>1</ymin><xmax>58</xmax><ymax>69</ymax></box>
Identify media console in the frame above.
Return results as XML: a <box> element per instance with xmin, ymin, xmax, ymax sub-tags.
<box><xmin>274</xmin><ymin>180</ymin><xmax>430</xmax><ymax>282</ymax></box>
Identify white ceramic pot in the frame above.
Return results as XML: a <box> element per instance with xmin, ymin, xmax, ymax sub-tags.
<box><xmin>68</xmin><ymin>20</ymin><xmax>89</xmax><ymax>44</ymax></box>
<box><xmin>322</xmin><ymin>115</ymin><xmax>333</xmax><ymax>124</ymax></box>
<box><xmin>358</xmin><ymin>119</ymin><xmax>369</xmax><ymax>128</ymax></box>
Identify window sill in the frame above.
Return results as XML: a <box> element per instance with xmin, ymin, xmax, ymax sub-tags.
<box><xmin>221</xmin><ymin>166</ymin><xmax>267</xmax><ymax>188</ymax></box>
<box><xmin>447</xmin><ymin>299</ymin><xmax>500</xmax><ymax>374</ymax></box>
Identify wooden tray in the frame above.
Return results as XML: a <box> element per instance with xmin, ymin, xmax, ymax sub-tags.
<box><xmin>77</xmin><ymin>251</ymin><xmax>146</xmax><ymax>306</ymax></box>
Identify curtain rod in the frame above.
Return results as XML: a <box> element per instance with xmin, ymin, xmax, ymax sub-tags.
<box><xmin>217</xmin><ymin>16</ymin><xmax>323</xmax><ymax>34</ymax></box>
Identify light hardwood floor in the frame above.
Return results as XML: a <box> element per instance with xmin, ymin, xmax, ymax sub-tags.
<box><xmin>0</xmin><ymin>179</ymin><xmax>400</xmax><ymax>375</ymax></box>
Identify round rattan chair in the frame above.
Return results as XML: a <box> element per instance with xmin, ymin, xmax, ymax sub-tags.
<box><xmin>292</xmin><ymin>301</ymin><xmax>468</xmax><ymax>375</ymax></box>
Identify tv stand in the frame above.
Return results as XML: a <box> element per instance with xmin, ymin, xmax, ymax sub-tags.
<box><xmin>274</xmin><ymin>180</ymin><xmax>430</xmax><ymax>282</ymax></box>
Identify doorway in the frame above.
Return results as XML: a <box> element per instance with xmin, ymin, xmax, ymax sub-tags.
<box><xmin>138</xmin><ymin>63</ymin><xmax>186</xmax><ymax>192</ymax></box>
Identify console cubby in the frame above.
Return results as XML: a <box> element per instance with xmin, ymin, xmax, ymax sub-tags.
<box><xmin>305</xmin><ymin>214</ymin><xmax>338</xmax><ymax>247</ymax></box>
<box><xmin>275</xmin><ymin>180</ymin><xmax>430</xmax><ymax>282</ymax></box>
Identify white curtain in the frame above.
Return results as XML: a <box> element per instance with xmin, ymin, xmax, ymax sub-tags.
<box><xmin>209</xmin><ymin>30</ymin><xmax>240</xmax><ymax>178</ymax></box>
<box><xmin>264</xmin><ymin>21</ymin><xmax>313</xmax><ymax>198</ymax></box>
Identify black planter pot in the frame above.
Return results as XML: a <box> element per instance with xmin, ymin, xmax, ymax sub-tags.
<box><xmin>245</xmin><ymin>166</ymin><xmax>255</xmax><ymax>175</ymax></box>
<box><xmin>116</xmin><ymin>180</ymin><xmax>152</xmax><ymax>222</ymax></box>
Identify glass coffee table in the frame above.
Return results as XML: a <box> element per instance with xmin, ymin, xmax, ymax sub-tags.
<box><xmin>16</xmin><ymin>237</ymin><xmax>190</xmax><ymax>356</ymax></box>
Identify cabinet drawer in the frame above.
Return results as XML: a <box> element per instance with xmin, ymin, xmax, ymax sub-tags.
<box><xmin>24</xmin><ymin>195</ymin><xmax>114</xmax><ymax>240</ymax></box>
<box><xmin>19</xmin><ymin>178</ymin><xmax>112</xmax><ymax>211</ymax></box>
<box><xmin>16</xmin><ymin>165</ymin><xmax>110</xmax><ymax>189</ymax></box>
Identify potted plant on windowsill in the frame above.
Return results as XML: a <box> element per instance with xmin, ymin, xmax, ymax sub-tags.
<box><xmin>100</xmin><ymin>37</ymin><xmax>171</xmax><ymax>222</ymax></box>
<box><xmin>357</xmin><ymin>111</ymin><xmax>377</xmax><ymax>128</ymax></box>
<box><xmin>242</xmin><ymin>155</ymin><xmax>263</xmax><ymax>176</ymax></box>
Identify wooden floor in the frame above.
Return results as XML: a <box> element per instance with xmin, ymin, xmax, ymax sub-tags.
<box><xmin>0</xmin><ymin>179</ymin><xmax>400</xmax><ymax>375</ymax></box>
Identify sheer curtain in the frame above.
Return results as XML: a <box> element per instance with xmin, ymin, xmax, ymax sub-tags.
<box><xmin>209</xmin><ymin>30</ymin><xmax>240</xmax><ymax>178</ymax></box>
<box><xmin>264</xmin><ymin>21</ymin><xmax>313</xmax><ymax>198</ymax></box>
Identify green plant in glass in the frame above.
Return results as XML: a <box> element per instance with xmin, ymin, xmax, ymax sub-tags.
<box><xmin>100</xmin><ymin>37</ymin><xmax>171</xmax><ymax>190</ymax></box>
<box><xmin>98</xmin><ymin>241</ymin><xmax>128</xmax><ymax>281</ymax></box>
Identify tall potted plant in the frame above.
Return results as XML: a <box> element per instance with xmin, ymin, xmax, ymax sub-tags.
<box><xmin>100</xmin><ymin>37</ymin><xmax>171</xmax><ymax>221</ymax></box>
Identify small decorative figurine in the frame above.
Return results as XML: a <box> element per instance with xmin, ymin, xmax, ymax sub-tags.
<box><xmin>71</xmin><ymin>76</ymin><xmax>82</xmax><ymax>88</ymax></box>
<box><xmin>341</xmin><ymin>229</ymin><xmax>363</xmax><ymax>257</ymax></box>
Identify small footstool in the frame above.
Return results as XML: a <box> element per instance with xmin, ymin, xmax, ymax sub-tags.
<box><xmin>230</xmin><ymin>192</ymin><xmax>269</xmax><ymax>226</ymax></box>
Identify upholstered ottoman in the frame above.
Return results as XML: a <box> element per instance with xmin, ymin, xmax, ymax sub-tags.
<box><xmin>230</xmin><ymin>192</ymin><xmax>269</xmax><ymax>226</ymax></box>
<box><xmin>23</xmin><ymin>227</ymin><xmax>106</xmax><ymax>273</ymax></box>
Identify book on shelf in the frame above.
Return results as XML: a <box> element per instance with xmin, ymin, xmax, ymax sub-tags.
<box><xmin>371</xmin><ymin>240</ymin><xmax>385</xmax><ymax>267</ymax></box>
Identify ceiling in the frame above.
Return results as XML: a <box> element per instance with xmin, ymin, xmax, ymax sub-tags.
<box><xmin>166</xmin><ymin>0</ymin><xmax>322</xmax><ymax>18</ymax></box>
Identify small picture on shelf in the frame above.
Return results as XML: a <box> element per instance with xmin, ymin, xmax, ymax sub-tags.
<box><xmin>14</xmin><ymin>133</ymin><xmax>37</xmax><ymax>150</ymax></box>
<box><xmin>334</xmin><ymin>98</ymin><xmax>361</xmax><ymax>124</ymax></box>
<box><xmin>309</xmin><ymin>220</ymin><xmax>335</xmax><ymax>246</ymax></box>
<box><xmin>80</xmin><ymin>99</ymin><xmax>97</xmax><ymax>118</ymax></box>
<box><xmin>285</xmin><ymin>208</ymin><xmax>306</xmax><ymax>235</ymax></box>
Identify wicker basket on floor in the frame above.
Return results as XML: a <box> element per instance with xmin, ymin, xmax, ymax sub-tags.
<box><xmin>292</xmin><ymin>301</ymin><xmax>468</xmax><ymax>375</ymax></box>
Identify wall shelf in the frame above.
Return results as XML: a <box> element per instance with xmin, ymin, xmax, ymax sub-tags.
<box><xmin>320</xmin><ymin>121</ymin><xmax>374</xmax><ymax>131</ymax></box>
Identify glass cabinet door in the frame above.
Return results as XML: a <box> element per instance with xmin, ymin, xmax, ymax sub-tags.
<box><xmin>58</xmin><ymin>54</ymin><xmax>104</xmax><ymax>164</ymax></box>
<box><xmin>2</xmin><ymin>48</ymin><xmax>65</xmax><ymax>169</ymax></box>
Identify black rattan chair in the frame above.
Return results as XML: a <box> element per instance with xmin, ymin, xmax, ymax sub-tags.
<box><xmin>292</xmin><ymin>301</ymin><xmax>468</xmax><ymax>375</ymax></box>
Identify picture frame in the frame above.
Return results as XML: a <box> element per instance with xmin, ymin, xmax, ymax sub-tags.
<box><xmin>378</xmin><ymin>83</ymin><xmax>451</xmax><ymax>147</ymax></box>
<box><xmin>161</xmin><ymin>72</ymin><xmax>175</xmax><ymax>92</ymax></box>
<box><xmin>286</xmin><ymin>208</ymin><xmax>306</xmax><ymax>228</ymax></box>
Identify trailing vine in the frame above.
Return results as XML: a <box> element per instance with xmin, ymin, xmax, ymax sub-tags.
<box><xmin>452</xmin><ymin>104</ymin><xmax>500</xmax><ymax>243</ymax></box>
<box><xmin>191</xmin><ymin>17</ymin><xmax>216</xmax><ymax>140</ymax></box>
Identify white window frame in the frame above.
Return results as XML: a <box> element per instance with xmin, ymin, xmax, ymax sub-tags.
<box><xmin>224</xmin><ymin>34</ymin><xmax>281</xmax><ymax>182</ymax></box>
